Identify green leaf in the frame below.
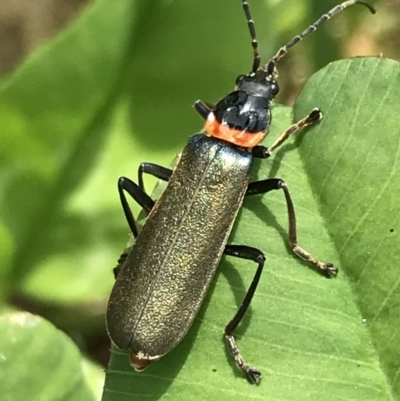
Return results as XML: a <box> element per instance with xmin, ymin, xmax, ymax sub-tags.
<box><xmin>295</xmin><ymin>56</ymin><xmax>400</xmax><ymax>400</ymax></box>
<box><xmin>0</xmin><ymin>312</ymin><xmax>103</xmax><ymax>401</ymax></box>
<box><xmin>103</xmin><ymin>57</ymin><xmax>399</xmax><ymax>401</ymax></box>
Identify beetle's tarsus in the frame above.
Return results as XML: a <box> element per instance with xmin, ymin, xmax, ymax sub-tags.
<box><xmin>246</xmin><ymin>367</ymin><xmax>262</xmax><ymax>384</ymax></box>
<box><xmin>322</xmin><ymin>263</ymin><xmax>338</xmax><ymax>278</ymax></box>
<box><xmin>307</xmin><ymin>107</ymin><xmax>323</xmax><ymax>123</ymax></box>
<box><xmin>226</xmin><ymin>332</ymin><xmax>263</xmax><ymax>383</ymax></box>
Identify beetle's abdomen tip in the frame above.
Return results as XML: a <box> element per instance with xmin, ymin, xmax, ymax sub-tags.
<box><xmin>130</xmin><ymin>351</ymin><xmax>152</xmax><ymax>371</ymax></box>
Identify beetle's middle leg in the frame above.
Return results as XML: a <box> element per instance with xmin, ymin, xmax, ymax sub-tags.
<box><xmin>223</xmin><ymin>244</ymin><xmax>265</xmax><ymax>384</ymax></box>
<box><xmin>246</xmin><ymin>178</ymin><xmax>338</xmax><ymax>278</ymax></box>
<box><xmin>118</xmin><ymin>176</ymin><xmax>155</xmax><ymax>237</ymax></box>
<box><xmin>137</xmin><ymin>163</ymin><xmax>173</xmax><ymax>216</ymax></box>
<box><xmin>138</xmin><ymin>163</ymin><xmax>172</xmax><ymax>193</ymax></box>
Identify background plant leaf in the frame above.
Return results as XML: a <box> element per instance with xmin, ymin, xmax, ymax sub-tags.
<box><xmin>0</xmin><ymin>0</ymin><xmax>143</xmax><ymax>301</ymax></box>
<box><xmin>295</xmin><ymin>56</ymin><xmax>400</xmax><ymax>400</ymax></box>
<box><xmin>0</xmin><ymin>312</ymin><xmax>103</xmax><ymax>401</ymax></box>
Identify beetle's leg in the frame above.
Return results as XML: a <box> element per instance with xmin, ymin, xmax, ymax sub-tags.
<box><xmin>246</xmin><ymin>178</ymin><xmax>337</xmax><ymax>278</ymax></box>
<box><xmin>118</xmin><ymin>177</ymin><xmax>155</xmax><ymax>238</ymax></box>
<box><xmin>138</xmin><ymin>163</ymin><xmax>172</xmax><ymax>193</ymax></box>
<box><xmin>267</xmin><ymin>108</ymin><xmax>322</xmax><ymax>155</ymax></box>
<box><xmin>223</xmin><ymin>244</ymin><xmax>265</xmax><ymax>384</ymax></box>
<box><xmin>114</xmin><ymin>177</ymin><xmax>156</xmax><ymax>278</ymax></box>
<box><xmin>251</xmin><ymin>145</ymin><xmax>270</xmax><ymax>159</ymax></box>
<box><xmin>194</xmin><ymin>100</ymin><xmax>214</xmax><ymax>120</ymax></box>
<box><xmin>252</xmin><ymin>108</ymin><xmax>322</xmax><ymax>159</ymax></box>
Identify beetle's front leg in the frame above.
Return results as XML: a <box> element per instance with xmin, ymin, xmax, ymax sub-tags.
<box><xmin>252</xmin><ymin>108</ymin><xmax>322</xmax><ymax>159</ymax></box>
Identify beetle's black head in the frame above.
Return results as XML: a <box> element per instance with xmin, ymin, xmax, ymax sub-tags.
<box><xmin>235</xmin><ymin>60</ymin><xmax>279</xmax><ymax>100</ymax></box>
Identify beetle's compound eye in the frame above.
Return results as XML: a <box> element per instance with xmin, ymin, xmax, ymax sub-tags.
<box><xmin>269</xmin><ymin>83</ymin><xmax>279</xmax><ymax>96</ymax></box>
<box><xmin>235</xmin><ymin>74</ymin><xmax>246</xmax><ymax>86</ymax></box>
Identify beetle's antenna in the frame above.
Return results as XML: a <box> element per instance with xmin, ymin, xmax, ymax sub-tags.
<box><xmin>241</xmin><ymin>0</ymin><xmax>261</xmax><ymax>74</ymax></box>
<box><xmin>263</xmin><ymin>0</ymin><xmax>375</xmax><ymax>73</ymax></box>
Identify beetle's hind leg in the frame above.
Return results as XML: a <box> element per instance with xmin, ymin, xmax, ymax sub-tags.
<box><xmin>223</xmin><ymin>244</ymin><xmax>266</xmax><ymax>384</ymax></box>
<box><xmin>246</xmin><ymin>178</ymin><xmax>337</xmax><ymax>278</ymax></box>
